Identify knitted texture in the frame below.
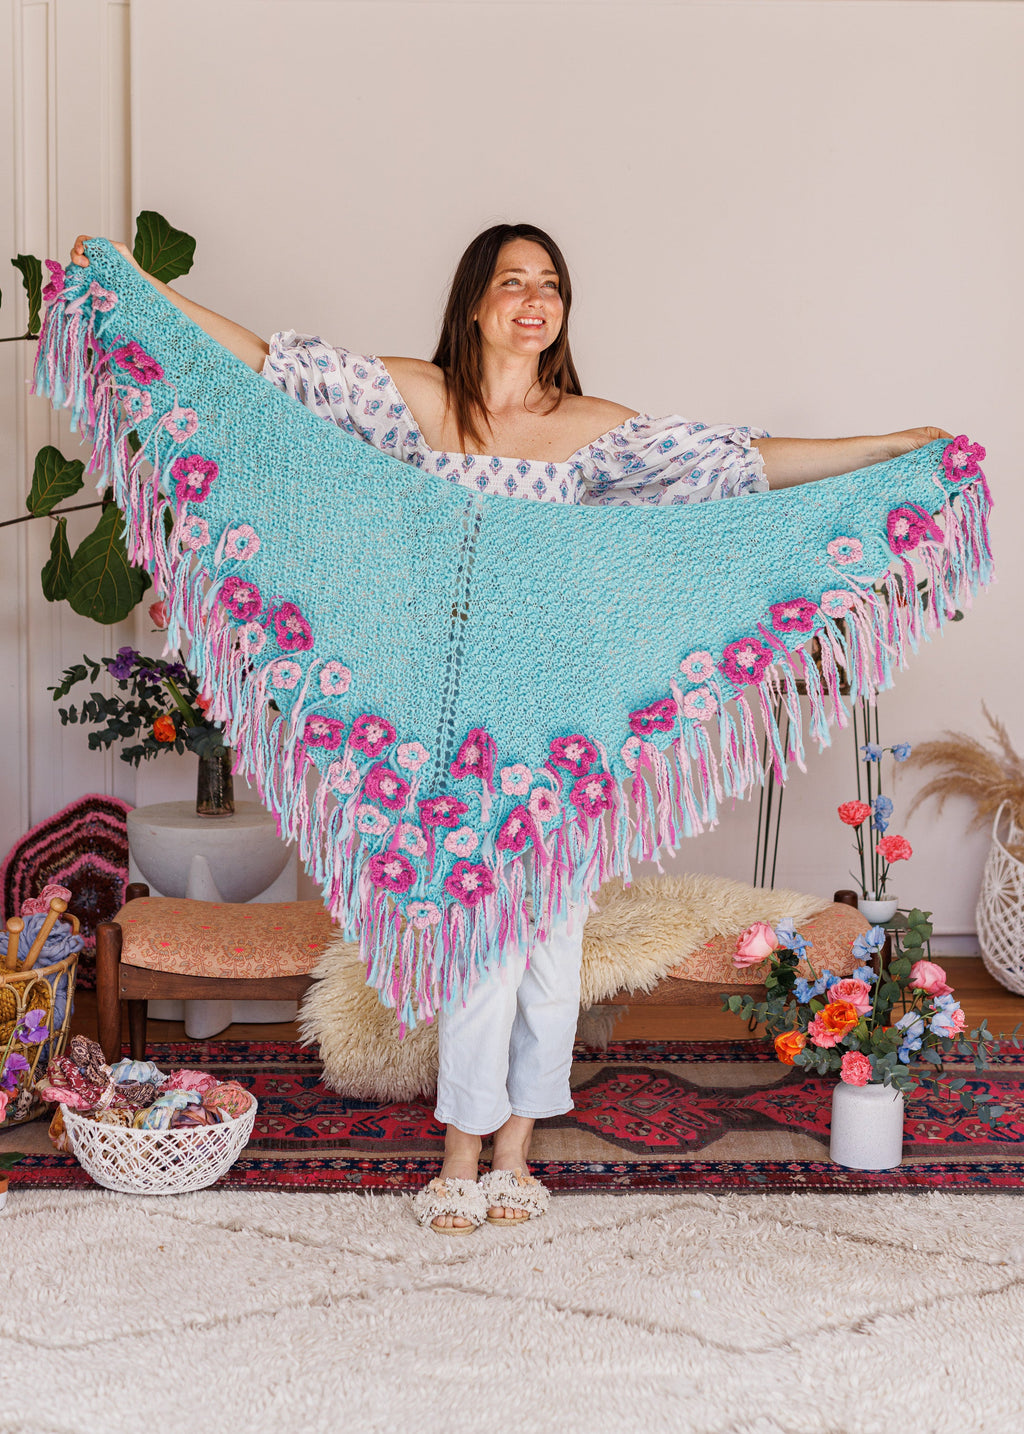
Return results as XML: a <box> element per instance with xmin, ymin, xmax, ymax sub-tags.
<box><xmin>33</xmin><ymin>241</ymin><xmax>994</xmax><ymax>1032</ymax></box>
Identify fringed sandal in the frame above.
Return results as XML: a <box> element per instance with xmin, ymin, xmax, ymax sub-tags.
<box><xmin>480</xmin><ymin>1167</ymin><xmax>551</xmax><ymax>1225</ymax></box>
<box><xmin>412</xmin><ymin>1176</ymin><xmax>488</xmax><ymax>1236</ymax></box>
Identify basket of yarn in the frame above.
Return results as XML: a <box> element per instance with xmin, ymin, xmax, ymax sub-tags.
<box><xmin>39</xmin><ymin>1039</ymin><xmax>257</xmax><ymax>1194</ymax></box>
<box><xmin>1</xmin><ymin>885</ymin><xmax>83</xmax><ymax>1126</ymax></box>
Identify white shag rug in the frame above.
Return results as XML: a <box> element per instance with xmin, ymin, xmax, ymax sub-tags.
<box><xmin>4</xmin><ymin>1187</ymin><xmax>1024</xmax><ymax>1434</ymax></box>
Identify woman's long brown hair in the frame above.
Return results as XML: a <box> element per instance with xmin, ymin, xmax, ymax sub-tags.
<box><xmin>431</xmin><ymin>222</ymin><xmax>582</xmax><ymax>454</ymax></box>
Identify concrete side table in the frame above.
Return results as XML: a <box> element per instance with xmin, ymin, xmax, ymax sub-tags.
<box><xmin>127</xmin><ymin>801</ymin><xmax>298</xmax><ymax>1039</ymax></box>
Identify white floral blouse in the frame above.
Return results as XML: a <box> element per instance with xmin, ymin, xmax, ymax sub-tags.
<box><xmin>262</xmin><ymin>331</ymin><xmax>769</xmax><ymax>507</ymax></box>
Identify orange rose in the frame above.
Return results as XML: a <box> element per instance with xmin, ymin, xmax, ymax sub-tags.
<box><xmin>152</xmin><ymin>714</ymin><xmax>176</xmax><ymax>743</ymax></box>
<box><xmin>774</xmin><ymin>1030</ymin><xmax>806</xmax><ymax>1065</ymax></box>
<box><xmin>818</xmin><ymin>1000</ymin><xmax>860</xmax><ymax>1039</ymax></box>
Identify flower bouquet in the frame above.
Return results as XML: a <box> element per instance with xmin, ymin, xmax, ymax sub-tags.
<box><xmin>724</xmin><ymin>910</ymin><xmax>1013</xmax><ymax>1127</ymax></box>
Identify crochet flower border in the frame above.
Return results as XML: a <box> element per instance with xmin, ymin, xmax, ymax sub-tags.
<box><xmin>33</xmin><ymin>244</ymin><xmax>994</xmax><ymax>1033</ymax></box>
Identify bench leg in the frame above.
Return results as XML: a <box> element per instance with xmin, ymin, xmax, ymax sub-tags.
<box><xmin>95</xmin><ymin>921</ymin><xmax>124</xmax><ymax>1063</ymax></box>
<box><xmin>127</xmin><ymin>1001</ymin><xmax>147</xmax><ymax>1061</ymax></box>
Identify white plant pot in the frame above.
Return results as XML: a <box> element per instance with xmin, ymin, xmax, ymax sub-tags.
<box><xmin>830</xmin><ymin>1081</ymin><xmax>905</xmax><ymax>1170</ymax></box>
<box><xmin>859</xmin><ymin>896</ymin><xmax>899</xmax><ymax>925</ymax></box>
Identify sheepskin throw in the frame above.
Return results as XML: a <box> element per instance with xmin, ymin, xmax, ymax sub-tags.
<box><xmin>34</xmin><ymin>241</ymin><xmax>992</xmax><ymax>1030</ymax></box>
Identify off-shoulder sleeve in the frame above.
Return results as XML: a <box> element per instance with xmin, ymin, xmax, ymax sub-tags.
<box><xmin>579</xmin><ymin>414</ymin><xmax>770</xmax><ymax>507</ymax></box>
<box><xmin>262</xmin><ymin>332</ymin><xmax>422</xmax><ymax>460</ymax></box>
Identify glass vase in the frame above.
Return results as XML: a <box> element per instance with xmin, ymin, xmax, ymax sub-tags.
<box><xmin>195</xmin><ymin>748</ymin><xmax>234</xmax><ymax>817</ymax></box>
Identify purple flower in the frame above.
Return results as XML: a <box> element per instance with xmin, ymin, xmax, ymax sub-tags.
<box><xmin>273</xmin><ymin>602</ymin><xmax>314</xmax><ymax>653</ymax></box>
<box><xmin>111</xmin><ymin>341</ymin><xmax>164</xmax><ymax>387</ymax></box>
<box><xmin>14</xmin><ymin>1009</ymin><xmax>49</xmax><ymax>1044</ymax></box>
<box><xmin>1</xmin><ymin>1052</ymin><xmax>30</xmax><ymax>1090</ymax></box>
<box><xmin>106</xmin><ymin>646</ymin><xmax>138</xmax><ymax>680</ymax></box>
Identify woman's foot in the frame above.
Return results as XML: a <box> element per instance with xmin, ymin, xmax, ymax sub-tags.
<box><xmin>487</xmin><ymin>1114</ymin><xmax>536</xmax><ymax>1221</ymax></box>
<box><xmin>432</xmin><ymin>1128</ymin><xmax>483</xmax><ymax>1230</ymax></box>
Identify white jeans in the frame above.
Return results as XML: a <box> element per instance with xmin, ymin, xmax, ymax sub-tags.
<box><xmin>434</xmin><ymin>906</ymin><xmax>585</xmax><ymax>1136</ymax></box>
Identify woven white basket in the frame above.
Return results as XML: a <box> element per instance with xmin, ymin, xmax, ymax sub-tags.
<box><xmin>61</xmin><ymin>1101</ymin><xmax>256</xmax><ymax>1194</ymax></box>
<box><xmin>976</xmin><ymin>801</ymin><xmax>1024</xmax><ymax>996</ymax></box>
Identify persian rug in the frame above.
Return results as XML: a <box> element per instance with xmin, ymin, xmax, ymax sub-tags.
<box><xmin>8</xmin><ymin>1038</ymin><xmax>1024</xmax><ymax>1193</ymax></box>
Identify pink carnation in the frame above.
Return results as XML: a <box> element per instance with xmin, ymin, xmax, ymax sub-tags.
<box><xmin>840</xmin><ymin>1051</ymin><xmax>873</xmax><ymax>1086</ymax></box>
<box><xmin>807</xmin><ymin>1014</ymin><xmax>841</xmax><ymax>1048</ymax></box>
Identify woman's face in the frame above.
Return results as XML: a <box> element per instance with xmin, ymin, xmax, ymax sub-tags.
<box><xmin>473</xmin><ymin>238</ymin><xmax>564</xmax><ymax>359</ymax></box>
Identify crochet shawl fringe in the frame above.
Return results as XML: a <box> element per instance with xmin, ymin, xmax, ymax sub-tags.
<box><xmin>33</xmin><ymin>244</ymin><xmax>994</xmax><ymax>1033</ymax></box>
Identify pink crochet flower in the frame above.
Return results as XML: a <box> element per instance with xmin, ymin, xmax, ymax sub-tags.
<box><xmin>320</xmin><ymin>662</ymin><xmax>351</xmax><ymax>697</ymax></box>
<box><xmin>219</xmin><ymin>575</ymin><xmax>262</xmax><ymax>622</ymax></box>
<box><xmin>496</xmin><ymin>805</ymin><xmax>538</xmax><ymax>855</ymax></box>
<box><xmin>407</xmin><ymin>901</ymin><xmax>442</xmax><ymax>930</ymax></box>
<box><xmin>269</xmin><ymin>660</ymin><xmax>302</xmax><ymax>690</ymax></box>
<box><xmin>238</xmin><ymin>622</ymin><xmax>266</xmax><ymax>656</ymax></box>
<box><xmin>570</xmin><ymin>772</ymin><xmax>615</xmax><ymax>820</ymax></box>
<box><xmin>719</xmin><ymin>638</ymin><xmax>773</xmax><ymax>687</ymax></box>
<box><xmin>397</xmin><ymin>742</ymin><xmax>430</xmax><ymax>772</ymax></box>
<box><xmin>628</xmin><ymin>698</ymin><xmax>677</xmax><ymax>738</ymax></box>
<box><xmin>42</xmin><ymin>260</ymin><xmax>66</xmax><ymax>303</ymax></box>
<box><xmin>941</xmin><ymin>434</ymin><xmax>986</xmax><ymax>485</ymax></box>
<box><xmin>450</xmin><ymin>728</ymin><xmax>497</xmax><ymax>784</ymax></box>
<box><xmin>620</xmin><ymin>736</ymin><xmax>645</xmax><ymax>772</ymax></box>
<box><xmin>273</xmin><ymin>602</ymin><xmax>313</xmax><ymax>653</ymax></box>
<box><xmin>398</xmin><ymin>823</ymin><xmax>428</xmax><ymax>858</ymax></box>
<box><xmin>368</xmin><ymin>851</ymin><xmax>416</xmax><ymax>894</ymax></box>
<box><xmin>112</xmin><ymin>341</ymin><xmax>163</xmax><ymax>386</ymax></box>
<box><xmin>351</xmin><ymin>713</ymin><xmax>396</xmax><ymax>759</ymax></box>
<box><xmin>171</xmin><ymin>454</ymin><xmax>218</xmax><ymax>506</ymax></box>
<box><xmin>303</xmin><ymin>715</ymin><xmax>346</xmax><ymax>750</ymax></box>
<box><xmin>444</xmin><ymin>826</ymin><xmax>480</xmax><ymax>857</ymax></box>
<box><xmin>364</xmin><ymin>763</ymin><xmax>411</xmax><ymax>810</ymax></box>
<box><xmin>840</xmin><ymin>1051</ymin><xmax>873</xmax><ymax>1087</ymax></box>
<box><xmin>121</xmin><ymin>387</ymin><xmax>153</xmax><ymax>424</ymax></box>
<box><xmin>418</xmin><ymin>794</ymin><xmax>469</xmax><ymax>829</ymax></box>
<box><xmin>887</xmin><ymin>506</ymin><xmax>942</xmax><ymax>556</ymax></box>
<box><xmin>528</xmin><ymin>788</ymin><xmax>561</xmax><ymax>824</ymax></box>
<box><xmin>769</xmin><ymin>598</ymin><xmax>818</xmax><ymax>634</ymax></box>
<box><xmin>826</xmin><ymin>537</ymin><xmax>863</xmax><ymax>566</ymax></box>
<box><xmin>680</xmin><ymin>650</ymin><xmax>715</xmax><ymax>683</ymax></box>
<box><xmin>327</xmin><ymin>758</ymin><xmax>360</xmax><ymax>795</ymax></box>
<box><xmin>500</xmin><ymin>764</ymin><xmax>532</xmax><ymax>796</ymax></box>
<box><xmin>224</xmin><ymin>525</ymin><xmax>260</xmax><ymax>561</ymax></box>
<box><xmin>177</xmin><ymin>515</ymin><xmax>209</xmax><ymax>552</ymax></box>
<box><xmin>161</xmin><ymin>406</ymin><xmax>199</xmax><ymax>443</ymax></box>
<box><xmin>87</xmin><ymin>280</ymin><xmax>117</xmax><ymax>312</ymax></box>
<box><xmin>820</xmin><ymin>589</ymin><xmax>857</xmax><ymax>620</ymax></box>
<box><xmin>356</xmin><ymin>805</ymin><xmax>391</xmax><ymax>837</ymax></box>
<box><xmin>681</xmin><ymin>686</ymin><xmax>716</xmax><ymax>722</ymax></box>
<box><xmin>444</xmin><ymin>860</ymin><xmax>496</xmax><ymax>909</ymax></box>
<box><xmin>548</xmin><ymin>735</ymin><xmax>598</xmax><ymax>777</ymax></box>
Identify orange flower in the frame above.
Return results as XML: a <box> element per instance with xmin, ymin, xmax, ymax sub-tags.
<box><xmin>774</xmin><ymin>1030</ymin><xmax>806</xmax><ymax>1065</ymax></box>
<box><xmin>152</xmin><ymin>714</ymin><xmax>176</xmax><ymax>743</ymax></box>
<box><xmin>818</xmin><ymin>1000</ymin><xmax>860</xmax><ymax>1039</ymax></box>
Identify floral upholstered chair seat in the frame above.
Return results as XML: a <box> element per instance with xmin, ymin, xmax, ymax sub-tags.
<box><xmin>113</xmin><ymin>897</ymin><xmax>334</xmax><ymax>978</ymax></box>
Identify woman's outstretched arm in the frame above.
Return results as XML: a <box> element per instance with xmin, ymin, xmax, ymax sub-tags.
<box><xmin>753</xmin><ymin>428</ymin><xmax>953</xmax><ymax>489</ymax></box>
<box><xmin>69</xmin><ymin>236</ymin><xmax>270</xmax><ymax>371</ymax></box>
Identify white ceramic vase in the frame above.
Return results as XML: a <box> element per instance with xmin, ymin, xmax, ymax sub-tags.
<box><xmin>859</xmin><ymin>895</ymin><xmax>899</xmax><ymax>925</ymax></box>
<box><xmin>829</xmin><ymin>1081</ymin><xmax>905</xmax><ymax>1170</ymax></box>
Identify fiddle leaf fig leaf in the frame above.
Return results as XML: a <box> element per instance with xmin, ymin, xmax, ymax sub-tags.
<box><xmin>41</xmin><ymin>518</ymin><xmax>73</xmax><ymax>602</ymax></box>
<box><xmin>66</xmin><ymin>504</ymin><xmax>149</xmax><ymax>624</ymax></box>
<box><xmin>11</xmin><ymin>253</ymin><xmax>42</xmax><ymax>334</ymax></box>
<box><xmin>133</xmin><ymin>211</ymin><xmax>195</xmax><ymax>283</ymax></box>
<box><xmin>26</xmin><ymin>445</ymin><xmax>85</xmax><ymax>516</ymax></box>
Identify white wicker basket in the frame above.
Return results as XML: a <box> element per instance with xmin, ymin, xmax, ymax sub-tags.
<box><xmin>61</xmin><ymin>1101</ymin><xmax>256</xmax><ymax>1194</ymax></box>
<box><xmin>976</xmin><ymin>801</ymin><xmax>1024</xmax><ymax>996</ymax></box>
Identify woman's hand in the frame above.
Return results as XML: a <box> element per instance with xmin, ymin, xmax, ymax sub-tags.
<box><xmin>69</xmin><ymin>235</ymin><xmax>141</xmax><ymax>271</ymax></box>
<box><xmin>883</xmin><ymin>426</ymin><xmax>954</xmax><ymax>458</ymax></box>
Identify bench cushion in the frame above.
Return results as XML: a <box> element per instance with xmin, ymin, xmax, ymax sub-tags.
<box><xmin>114</xmin><ymin>897</ymin><xmax>335</xmax><ymax>978</ymax></box>
<box><xmin>666</xmin><ymin>899</ymin><xmax>867</xmax><ymax>984</ymax></box>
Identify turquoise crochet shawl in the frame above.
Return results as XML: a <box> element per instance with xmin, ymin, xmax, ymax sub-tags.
<box><xmin>34</xmin><ymin>241</ymin><xmax>993</xmax><ymax>1030</ymax></box>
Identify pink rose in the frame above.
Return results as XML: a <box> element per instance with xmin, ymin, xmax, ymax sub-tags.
<box><xmin>840</xmin><ymin>1051</ymin><xmax>873</xmax><ymax>1086</ymax></box>
<box><xmin>909</xmin><ymin>960</ymin><xmax>952</xmax><ymax>997</ymax></box>
<box><xmin>148</xmin><ymin>600</ymin><xmax>168</xmax><ymax>629</ymax></box>
<box><xmin>0</xmin><ymin>1089</ymin><xmax>8</xmax><ymax>1123</ymax></box>
<box><xmin>826</xmin><ymin>978</ymin><xmax>873</xmax><ymax>1016</ymax></box>
<box><xmin>733</xmin><ymin>921</ymin><xmax>780</xmax><ymax>969</ymax></box>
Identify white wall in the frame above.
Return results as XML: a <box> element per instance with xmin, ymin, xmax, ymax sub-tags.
<box><xmin>4</xmin><ymin>0</ymin><xmax>1022</xmax><ymax>941</ymax></box>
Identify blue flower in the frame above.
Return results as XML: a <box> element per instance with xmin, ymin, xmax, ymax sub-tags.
<box><xmin>892</xmin><ymin>742</ymin><xmax>913</xmax><ymax>762</ymax></box>
<box><xmin>930</xmin><ymin>1003</ymin><xmax>964</xmax><ymax>1038</ymax></box>
<box><xmin>852</xmin><ymin>965</ymin><xmax>878</xmax><ymax>985</ymax></box>
<box><xmin>860</xmin><ymin>743</ymin><xmax>884</xmax><ymax>762</ymax></box>
<box><xmin>774</xmin><ymin>918</ymin><xmax>811</xmax><ymax>956</ymax></box>
<box><xmin>896</xmin><ymin>1011</ymin><xmax>926</xmax><ymax>1038</ymax></box>
<box><xmin>852</xmin><ymin>926</ymin><xmax>887</xmax><ymax>961</ymax></box>
<box><xmin>794</xmin><ymin>975</ymin><xmax>828</xmax><ymax>1003</ymax></box>
<box><xmin>871</xmin><ymin>795</ymin><xmax>893</xmax><ymax>833</ymax></box>
<box><xmin>897</xmin><ymin>1035</ymin><xmax>922</xmax><ymax>1064</ymax></box>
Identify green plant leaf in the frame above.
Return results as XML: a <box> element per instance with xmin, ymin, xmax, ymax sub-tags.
<box><xmin>133</xmin><ymin>211</ymin><xmax>196</xmax><ymax>283</ymax></box>
<box><xmin>11</xmin><ymin>253</ymin><xmax>42</xmax><ymax>334</ymax></box>
<box><xmin>0</xmin><ymin>1151</ymin><xmax>26</xmax><ymax>1171</ymax></box>
<box><xmin>66</xmin><ymin>504</ymin><xmax>149</xmax><ymax>624</ymax></box>
<box><xmin>26</xmin><ymin>445</ymin><xmax>86</xmax><ymax>516</ymax></box>
<box><xmin>40</xmin><ymin>517</ymin><xmax>73</xmax><ymax>601</ymax></box>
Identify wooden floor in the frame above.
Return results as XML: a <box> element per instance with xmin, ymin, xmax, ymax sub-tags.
<box><xmin>71</xmin><ymin>957</ymin><xmax>1024</xmax><ymax>1049</ymax></box>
